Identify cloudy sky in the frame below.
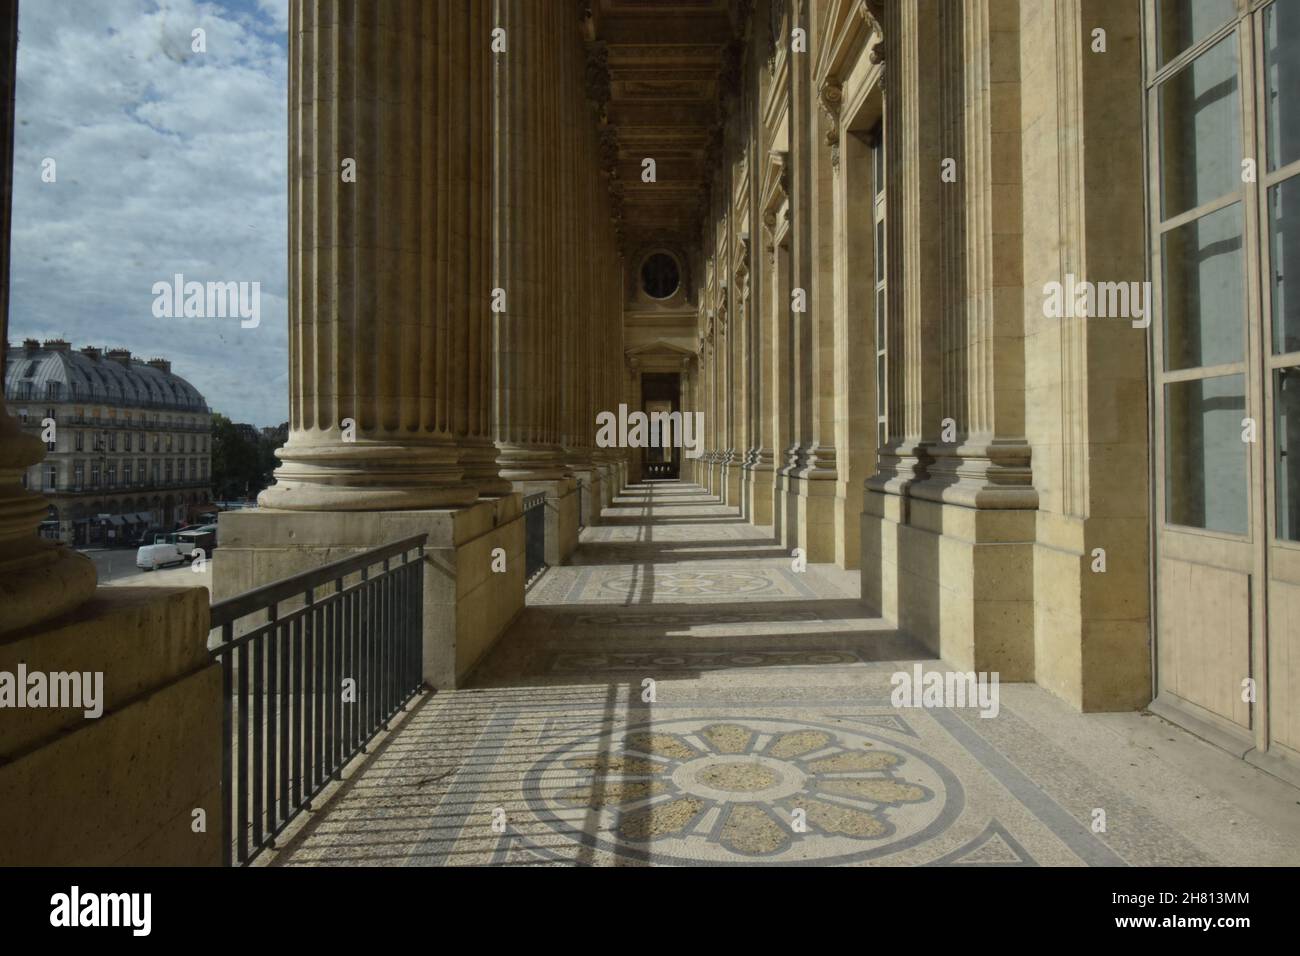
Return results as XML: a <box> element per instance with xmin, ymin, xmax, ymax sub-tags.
<box><xmin>11</xmin><ymin>0</ymin><xmax>288</xmax><ymax>426</ymax></box>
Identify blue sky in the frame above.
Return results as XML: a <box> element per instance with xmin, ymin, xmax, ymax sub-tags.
<box><xmin>10</xmin><ymin>0</ymin><xmax>289</xmax><ymax>426</ymax></box>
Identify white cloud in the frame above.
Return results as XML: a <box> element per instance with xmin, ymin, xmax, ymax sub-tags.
<box><xmin>10</xmin><ymin>0</ymin><xmax>288</xmax><ymax>426</ymax></box>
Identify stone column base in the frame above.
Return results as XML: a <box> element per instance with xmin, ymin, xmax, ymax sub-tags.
<box><xmin>0</xmin><ymin>586</ymin><xmax>221</xmax><ymax>865</ymax></box>
<box><xmin>570</xmin><ymin>468</ymin><xmax>602</xmax><ymax>528</ymax></box>
<box><xmin>779</xmin><ymin>472</ymin><xmax>801</xmax><ymax>552</ymax></box>
<box><xmin>1033</xmin><ymin>512</ymin><xmax>1151</xmax><ymax>712</ymax></box>
<box><xmin>214</xmin><ymin>496</ymin><xmax>524</xmax><ymax>689</ymax></box>
<box><xmin>769</xmin><ymin>471</ymin><xmax>786</xmax><ymax>543</ymax></box>
<box><xmin>862</xmin><ymin>489</ymin><xmax>1034</xmax><ymax>680</ymax></box>
<box><xmin>511</xmin><ymin>478</ymin><xmax>578</xmax><ymax>566</ymax></box>
<box><xmin>744</xmin><ymin>465</ymin><xmax>774</xmax><ymax>526</ymax></box>
<box><xmin>789</xmin><ymin>474</ymin><xmax>838</xmax><ymax>563</ymax></box>
<box><xmin>593</xmin><ymin>462</ymin><xmax>616</xmax><ymax>509</ymax></box>
<box><xmin>834</xmin><ymin>481</ymin><xmax>863</xmax><ymax>571</ymax></box>
<box><xmin>725</xmin><ymin>459</ymin><xmax>743</xmax><ymax>509</ymax></box>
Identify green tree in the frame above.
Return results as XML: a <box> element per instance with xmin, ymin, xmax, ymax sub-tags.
<box><xmin>210</xmin><ymin>413</ymin><xmax>261</xmax><ymax>500</ymax></box>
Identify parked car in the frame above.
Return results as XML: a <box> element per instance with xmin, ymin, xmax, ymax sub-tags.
<box><xmin>135</xmin><ymin>532</ymin><xmax>190</xmax><ymax>571</ymax></box>
<box><xmin>176</xmin><ymin>525</ymin><xmax>217</xmax><ymax>560</ymax></box>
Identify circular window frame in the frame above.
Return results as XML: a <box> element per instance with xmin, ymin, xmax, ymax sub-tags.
<box><xmin>639</xmin><ymin>251</ymin><xmax>683</xmax><ymax>301</ymax></box>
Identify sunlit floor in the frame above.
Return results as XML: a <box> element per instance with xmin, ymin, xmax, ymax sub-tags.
<box><xmin>276</xmin><ymin>483</ymin><xmax>1300</xmax><ymax>866</ymax></box>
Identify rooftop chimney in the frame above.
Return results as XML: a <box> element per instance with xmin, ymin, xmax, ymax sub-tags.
<box><xmin>42</xmin><ymin>338</ymin><xmax>69</xmax><ymax>352</ymax></box>
<box><xmin>22</xmin><ymin>338</ymin><xmax>39</xmax><ymax>354</ymax></box>
<box><xmin>106</xmin><ymin>348</ymin><xmax>133</xmax><ymax>367</ymax></box>
<box><xmin>79</xmin><ymin>346</ymin><xmax>102</xmax><ymax>361</ymax></box>
<box><xmin>146</xmin><ymin>358</ymin><xmax>171</xmax><ymax>374</ymax></box>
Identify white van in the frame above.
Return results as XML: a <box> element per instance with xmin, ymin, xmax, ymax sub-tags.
<box><xmin>135</xmin><ymin>532</ymin><xmax>189</xmax><ymax>571</ymax></box>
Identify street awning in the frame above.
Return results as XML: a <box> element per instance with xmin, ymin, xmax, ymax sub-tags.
<box><xmin>131</xmin><ymin>512</ymin><xmax>151</xmax><ymax>523</ymax></box>
<box><xmin>108</xmin><ymin>515</ymin><xmax>126</xmax><ymax>526</ymax></box>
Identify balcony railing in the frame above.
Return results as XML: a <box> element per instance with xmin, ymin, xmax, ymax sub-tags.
<box><xmin>19</xmin><ymin>412</ymin><xmax>209</xmax><ymax>429</ymax></box>
<box><xmin>209</xmin><ymin>534</ymin><xmax>427</xmax><ymax>867</ymax></box>
<box><xmin>524</xmin><ymin>491</ymin><xmax>547</xmax><ymax>582</ymax></box>
<box><xmin>46</xmin><ymin>479</ymin><xmax>211</xmax><ymax>494</ymax></box>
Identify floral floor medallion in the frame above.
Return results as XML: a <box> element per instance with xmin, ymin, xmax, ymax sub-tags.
<box><xmin>524</xmin><ymin>716</ymin><xmax>962</xmax><ymax>865</ymax></box>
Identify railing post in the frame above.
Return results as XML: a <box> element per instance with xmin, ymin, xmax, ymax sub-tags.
<box><xmin>220</xmin><ymin>620</ymin><xmax>233</xmax><ymax>867</ymax></box>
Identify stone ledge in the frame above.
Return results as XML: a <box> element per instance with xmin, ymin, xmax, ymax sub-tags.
<box><xmin>0</xmin><ymin>586</ymin><xmax>211</xmax><ymax>762</ymax></box>
<box><xmin>0</xmin><ymin>586</ymin><xmax>220</xmax><ymax>867</ymax></box>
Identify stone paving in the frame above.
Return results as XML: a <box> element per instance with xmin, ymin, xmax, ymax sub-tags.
<box><xmin>278</xmin><ymin>483</ymin><xmax>1300</xmax><ymax>867</ymax></box>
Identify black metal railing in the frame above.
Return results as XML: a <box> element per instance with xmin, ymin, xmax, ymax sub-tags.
<box><xmin>576</xmin><ymin>480</ymin><xmax>585</xmax><ymax>532</ymax></box>
<box><xmin>209</xmin><ymin>533</ymin><xmax>427</xmax><ymax>866</ymax></box>
<box><xmin>524</xmin><ymin>491</ymin><xmax>547</xmax><ymax>581</ymax></box>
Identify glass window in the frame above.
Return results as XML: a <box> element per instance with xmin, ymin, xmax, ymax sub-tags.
<box><xmin>1157</xmin><ymin>0</ymin><xmax>1236</xmax><ymax>67</ymax></box>
<box><xmin>1165</xmin><ymin>374</ymin><xmax>1249</xmax><ymax>534</ymax></box>
<box><xmin>1162</xmin><ymin>201</ymin><xmax>1244</xmax><ymax>369</ymax></box>
<box><xmin>1269</xmin><ymin>178</ymin><xmax>1300</xmax><ymax>356</ymax></box>
<box><xmin>1159</xmin><ymin>34</ymin><xmax>1241</xmax><ymax>219</ymax></box>
<box><xmin>873</xmin><ymin>135</ymin><xmax>884</xmax><ymax>197</ymax></box>
<box><xmin>1275</xmin><ymin>366</ymin><xmax>1300</xmax><ymax>540</ymax></box>
<box><xmin>1264</xmin><ymin>2</ymin><xmax>1300</xmax><ymax>173</ymax></box>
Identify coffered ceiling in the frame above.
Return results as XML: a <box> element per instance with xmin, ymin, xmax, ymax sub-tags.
<box><xmin>584</xmin><ymin>0</ymin><xmax>748</xmax><ymax>255</ymax></box>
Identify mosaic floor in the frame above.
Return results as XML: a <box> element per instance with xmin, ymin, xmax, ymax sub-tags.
<box><xmin>278</xmin><ymin>483</ymin><xmax>1300</xmax><ymax>867</ymax></box>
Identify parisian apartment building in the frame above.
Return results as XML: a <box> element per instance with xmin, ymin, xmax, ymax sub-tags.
<box><xmin>3</xmin><ymin>338</ymin><xmax>212</xmax><ymax>545</ymax></box>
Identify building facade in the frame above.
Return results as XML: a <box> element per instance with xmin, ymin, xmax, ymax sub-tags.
<box><xmin>5</xmin><ymin>339</ymin><xmax>212</xmax><ymax>544</ymax></box>
<box><xmin>671</xmin><ymin>0</ymin><xmax>1297</xmax><ymax>783</ymax></box>
<box><xmin>3</xmin><ymin>0</ymin><xmax>1299</xmax><ymax>865</ymax></box>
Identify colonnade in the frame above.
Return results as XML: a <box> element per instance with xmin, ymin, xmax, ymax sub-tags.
<box><xmin>262</xmin><ymin>0</ymin><xmax>625</xmax><ymax>516</ymax></box>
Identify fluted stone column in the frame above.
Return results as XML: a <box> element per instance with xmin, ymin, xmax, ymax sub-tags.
<box><xmin>786</xmin><ymin>0</ymin><xmax>814</xmax><ymax>481</ymax></box>
<box><xmin>493</xmin><ymin>0</ymin><xmax>567</xmax><ymax>481</ymax></box>
<box><xmin>561</xmin><ymin>29</ymin><xmax>605</xmax><ymax>527</ymax></box>
<box><xmin>591</xmin><ymin>237</ymin><xmax>622</xmax><ymax>505</ymax></box>
<box><xmin>262</xmin><ymin>0</ymin><xmax>507</xmax><ymax>510</ymax></box>
<box><xmin>628</xmin><ymin>356</ymin><xmax>643</xmax><ymax>482</ymax></box>
<box><xmin>223</xmin><ymin>1</ymin><xmax>525</xmax><ymax>690</ymax></box>
<box><xmin>0</xmin><ymin>2</ymin><xmax>96</xmax><ymax>634</ymax></box>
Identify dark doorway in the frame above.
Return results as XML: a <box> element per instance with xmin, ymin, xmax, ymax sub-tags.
<box><xmin>641</xmin><ymin>371</ymin><xmax>681</xmax><ymax>480</ymax></box>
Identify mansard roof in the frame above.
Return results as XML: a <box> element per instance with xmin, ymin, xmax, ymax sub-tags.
<box><xmin>4</xmin><ymin>341</ymin><xmax>209</xmax><ymax>413</ymax></box>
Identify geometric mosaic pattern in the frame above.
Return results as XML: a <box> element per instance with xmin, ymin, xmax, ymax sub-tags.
<box><xmin>524</xmin><ymin>715</ymin><xmax>957</xmax><ymax>865</ymax></box>
<box><xmin>276</xmin><ymin>484</ymin><xmax>1300</xmax><ymax>868</ymax></box>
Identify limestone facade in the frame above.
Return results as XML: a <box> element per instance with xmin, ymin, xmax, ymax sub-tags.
<box><xmin>5</xmin><ymin>0</ymin><xmax>1300</xmax><ymax>857</ymax></box>
<box><xmin>688</xmin><ymin>0</ymin><xmax>1154</xmax><ymax>715</ymax></box>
